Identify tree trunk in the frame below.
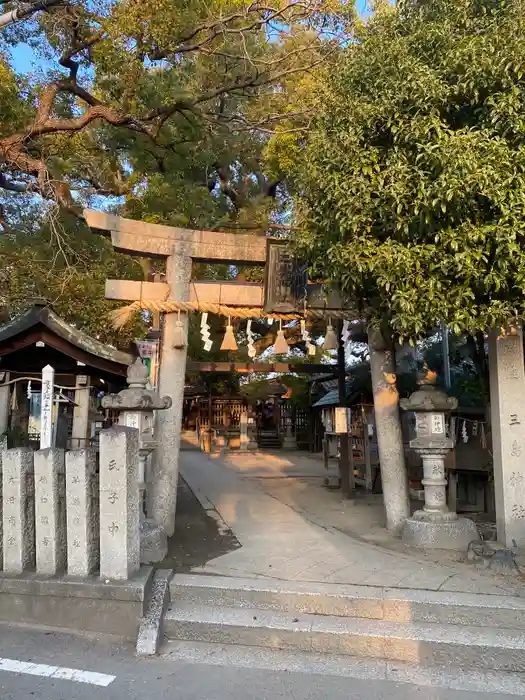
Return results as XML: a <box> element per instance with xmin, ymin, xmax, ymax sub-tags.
<box><xmin>368</xmin><ymin>327</ymin><xmax>410</xmax><ymax>534</ymax></box>
<box><xmin>467</xmin><ymin>332</ymin><xmax>489</xmax><ymax>401</ymax></box>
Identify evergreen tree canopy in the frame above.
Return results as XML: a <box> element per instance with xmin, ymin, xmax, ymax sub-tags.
<box><xmin>289</xmin><ymin>0</ymin><xmax>525</xmax><ymax>340</ymax></box>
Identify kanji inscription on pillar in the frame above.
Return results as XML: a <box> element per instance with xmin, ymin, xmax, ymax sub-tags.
<box><xmin>99</xmin><ymin>427</ymin><xmax>140</xmax><ymax>580</ymax></box>
<box><xmin>65</xmin><ymin>449</ymin><xmax>98</xmax><ymax>576</ymax></box>
<box><xmin>34</xmin><ymin>449</ymin><xmax>66</xmax><ymax>574</ymax></box>
<box><xmin>2</xmin><ymin>448</ymin><xmax>35</xmax><ymax>573</ymax></box>
<box><xmin>489</xmin><ymin>330</ymin><xmax>525</xmax><ymax>546</ymax></box>
<box><xmin>40</xmin><ymin>365</ymin><xmax>55</xmax><ymax>450</ymax></box>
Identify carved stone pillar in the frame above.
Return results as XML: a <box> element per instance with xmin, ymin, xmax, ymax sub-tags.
<box><xmin>488</xmin><ymin>328</ymin><xmax>525</xmax><ymax>546</ymax></box>
<box><xmin>102</xmin><ymin>358</ymin><xmax>172</xmax><ymax>563</ymax></box>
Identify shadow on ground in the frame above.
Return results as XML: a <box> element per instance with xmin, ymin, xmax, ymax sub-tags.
<box><xmin>159</xmin><ymin>477</ymin><xmax>240</xmax><ymax>572</ymax></box>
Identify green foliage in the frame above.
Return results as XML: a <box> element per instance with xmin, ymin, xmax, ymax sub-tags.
<box><xmin>0</xmin><ymin>210</ymin><xmax>146</xmax><ymax>348</ymax></box>
<box><xmin>0</xmin><ymin>58</ymin><xmax>28</xmax><ymax>136</ymax></box>
<box><xmin>0</xmin><ymin>0</ymin><xmax>351</xmax><ymax>367</ymax></box>
<box><xmin>0</xmin><ymin>0</ymin><xmax>351</xmax><ymax>221</ymax></box>
<box><xmin>290</xmin><ymin>0</ymin><xmax>525</xmax><ymax>340</ymax></box>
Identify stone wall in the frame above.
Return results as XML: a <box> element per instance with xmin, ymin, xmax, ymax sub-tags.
<box><xmin>0</xmin><ymin>426</ymin><xmax>151</xmax><ymax>640</ymax></box>
<box><xmin>1</xmin><ymin>426</ymin><xmax>141</xmax><ymax>581</ymax></box>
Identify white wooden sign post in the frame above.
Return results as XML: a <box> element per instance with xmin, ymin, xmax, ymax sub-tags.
<box><xmin>40</xmin><ymin>364</ymin><xmax>55</xmax><ymax>450</ymax></box>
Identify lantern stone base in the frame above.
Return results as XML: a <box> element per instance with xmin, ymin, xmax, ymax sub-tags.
<box><xmin>140</xmin><ymin>520</ymin><xmax>168</xmax><ymax>564</ymax></box>
<box><xmin>402</xmin><ymin>511</ymin><xmax>480</xmax><ymax>551</ymax></box>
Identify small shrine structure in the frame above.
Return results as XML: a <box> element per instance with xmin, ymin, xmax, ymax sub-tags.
<box><xmin>0</xmin><ymin>302</ymin><xmax>132</xmax><ymax>449</ymax></box>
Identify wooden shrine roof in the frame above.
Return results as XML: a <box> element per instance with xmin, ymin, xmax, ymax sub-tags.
<box><xmin>0</xmin><ymin>304</ymin><xmax>133</xmax><ymax>378</ymax></box>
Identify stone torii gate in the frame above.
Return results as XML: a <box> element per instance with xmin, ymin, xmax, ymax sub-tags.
<box><xmin>84</xmin><ymin>209</ymin><xmax>267</xmax><ymax>537</ymax></box>
<box><xmin>84</xmin><ymin>208</ymin><xmax>525</xmax><ymax>549</ymax></box>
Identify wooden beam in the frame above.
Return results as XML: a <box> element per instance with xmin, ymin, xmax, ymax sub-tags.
<box><xmin>186</xmin><ymin>361</ymin><xmax>336</xmax><ymax>374</ymax></box>
<box><xmin>84</xmin><ymin>209</ymin><xmax>267</xmax><ymax>264</ymax></box>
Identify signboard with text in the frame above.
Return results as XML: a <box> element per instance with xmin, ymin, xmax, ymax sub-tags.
<box><xmin>335</xmin><ymin>407</ymin><xmax>351</xmax><ymax>434</ymax></box>
<box><xmin>40</xmin><ymin>364</ymin><xmax>55</xmax><ymax>449</ymax></box>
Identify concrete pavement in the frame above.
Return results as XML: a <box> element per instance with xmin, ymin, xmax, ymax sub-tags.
<box><xmin>0</xmin><ymin>623</ymin><xmax>521</xmax><ymax>699</ymax></box>
<box><xmin>179</xmin><ymin>447</ymin><xmax>522</xmax><ymax>595</ymax></box>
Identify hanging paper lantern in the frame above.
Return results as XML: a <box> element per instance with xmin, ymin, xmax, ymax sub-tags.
<box><xmin>323</xmin><ymin>318</ymin><xmax>338</xmax><ymax>351</ymax></box>
<box><xmin>273</xmin><ymin>320</ymin><xmax>289</xmax><ymax>355</ymax></box>
<box><xmin>173</xmin><ymin>310</ymin><xmax>186</xmax><ymax>349</ymax></box>
<box><xmin>221</xmin><ymin>317</ymin><xmax>238</xmax><ymax>351</ymax></box>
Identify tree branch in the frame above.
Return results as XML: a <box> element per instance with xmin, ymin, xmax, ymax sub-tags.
<box><xmin>0</xmin><ymin>0</ymin><xmax>64</xmax><ymax>29</ymax></box>
<box><xmin>0</xmin><ymin>0</ymin><xmax>339</xmax><ymax>215</ymax></box>
<box><xmin>0</xmin><ymin>173</ymin><xmax>28</xmax><ymax>192</ymax></box>
<box><xmin>147</xmin><ymin>2</ymin><xmax>309</xmax><ymax>60</ymax></box>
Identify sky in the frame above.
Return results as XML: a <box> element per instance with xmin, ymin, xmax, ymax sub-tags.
<box><xmin>10</xmin><ymin>43</ymin><xmax>34</xmax><ymax>72</ymax></box>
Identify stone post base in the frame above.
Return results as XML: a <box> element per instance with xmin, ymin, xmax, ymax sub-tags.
<box><xmin>282</xmin><ymin>437</ymin><xmax>296</xmax><ymax>450</ymax></box>
<box><xmin>140</xmin><ymin>520</ymin><xmax>168</xmax><ymax>564</ymax></box>
<box><xmin>402</xmin><ymin>511</ymin><xmax>480</xmax><ymax>551</ymax></box>
<box><xmin>324</xmin><ymin>475</ymin><xmax>341</xmax><ymax>489</ymax></box>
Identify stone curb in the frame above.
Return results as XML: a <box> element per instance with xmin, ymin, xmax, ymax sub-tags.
<box><xmin>0</xmin><ymin>567</ymin><xmax>152</xmax><ymax>601</ymax></box>
<box><xmin>0</xmin><ymin>566</ymin><xmax>154</xmax><ymax>640</ymax></box>
<box><xmin>136</xmin><ymin>569</ymin><xmax>173</xmax><ymax>656</ymax></box>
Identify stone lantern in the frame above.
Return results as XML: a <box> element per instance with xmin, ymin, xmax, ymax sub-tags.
<box><xmin>102</xmin><ymin>358</ymin><xmax>172</xmax><ymax>563</ymax></box>
<box><xmin>400</xmin><ymin>372</ymin><xmax>479</xmax><ymax>550</ymax></box>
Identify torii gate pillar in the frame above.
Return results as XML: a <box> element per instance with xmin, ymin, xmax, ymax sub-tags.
<box><xmin>84</xmin><ymin>209</ymin><xmax>267</xmax><ymax>537</ymax></box>
<box><xmin>153</xmin><ymin>249</ymin><xmax>191</xmax><ymax>535</ymax></box>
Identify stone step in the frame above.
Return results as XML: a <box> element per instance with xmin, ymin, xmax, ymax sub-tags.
<box><xmin>161</xmin><ymin>639</ymin><xmax>525</xmax><ymax>696</ymax></box>
<box><xmin>163</xmin><ymin>602</ymin><xmax>525</xmax><ymax>671</ymax></box>
<box><xmin>170</xmin><ymin>574</ymin><xmax>525</xmax><ymax>630</ymax></box>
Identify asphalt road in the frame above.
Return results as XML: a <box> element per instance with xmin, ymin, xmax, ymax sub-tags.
<box><xmin>0</xmin><ymin>624</ymin><xmax>518</xmax><ymax>700</ymax></box>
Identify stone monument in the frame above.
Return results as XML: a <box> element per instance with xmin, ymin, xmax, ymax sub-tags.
<box><xmin>400</xmin><ymin>373</ymin><xmax>479</xmax><ymax>550</ymax></box>
<box><xmin>65</xmin><ymin>448</ymin><xmax>98</xmax><ymax>576</ymax></box>
<box><xmin>247</xmin><ymin>407</ymin><xmax>258</xmax><ymax>451</ymax></box>
<box><xmin>488</xmin><ymin>327</ymin><xmax>525</xmax><ymax>547</ymax></box>
<box><xmin>34</xmin><ymin>448</ymin><xmax>66</xmax><ymax>575</ymax></box>
<box><xmin>99</xmin><ymin>426</ymin><xmax>140</xmax><ymax>580</ymax></box>
<box><xmin>102</xmin><ymin>358</ymin><xmax>172</xmax><ymax>563</ymax></box>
